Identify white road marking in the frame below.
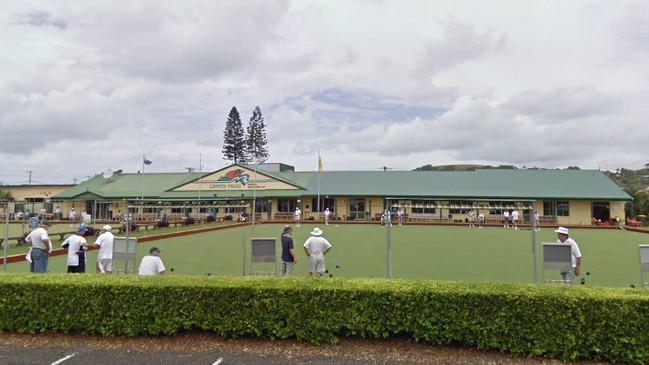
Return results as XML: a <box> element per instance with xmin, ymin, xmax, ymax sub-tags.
<box><xmin>212</xmin><ymin>358</ymin><xmax>223</xmax><ymax>365</ymax></box>
<box><xmin>51</xmin><ymin>353</ymin><xmax>76</xmax><ymax>364</ymax></box>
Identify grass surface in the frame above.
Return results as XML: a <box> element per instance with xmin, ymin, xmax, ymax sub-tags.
<box><xmin>2</xmin><ymin>222</ymin><xmax>648</xmax><ymax>288</ymax></box>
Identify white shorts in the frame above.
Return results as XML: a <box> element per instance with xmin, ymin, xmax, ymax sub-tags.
<box><xmin>97</xmin><ymin>259</ymin><xmax>113</xmax><ymax>273</ymax></box>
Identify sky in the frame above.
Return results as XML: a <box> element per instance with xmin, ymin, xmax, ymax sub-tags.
<box><xmin>1</xmin><ymin>0</ymin><xmax>649</xmax><ymax>186</ymax></box>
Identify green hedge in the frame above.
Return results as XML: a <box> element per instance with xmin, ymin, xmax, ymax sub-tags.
<box><xmin>1</xmin><ymin>274</ymin><xmax>648</xmax><ymax>363</ymax></box>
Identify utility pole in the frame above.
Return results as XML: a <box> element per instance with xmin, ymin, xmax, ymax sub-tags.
<box><xmin>26</xmin><ymin>170</ymin><xmax>33</xmax><ymax>185</ymax></box>
<box><xmin>185</xmin><ymin>167</ymin><xmax>195</xmax><ymax>173</ymax></box>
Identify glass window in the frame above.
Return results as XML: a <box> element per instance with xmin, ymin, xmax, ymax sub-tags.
<box><xmin>411</xmin><ymin>200</ymin><xmax>436</xmax><ymax>214</ymax></box>
<box><xmin>543</xmin><ymin>201</ymin><xmax>569</xmax><ymax>217</ymax></box>
<box><xmin>310</xmin><ymin>198</ymin><xmax>335</xmax><ymax>213</ymax></box>
<box><xmin>448</xmin><ymin>200</ymin><xmax>470</xmax><ymax>214</ymax></box>
<box><xmin>277</xmin><ymin>199</ymin><xmax>299</xmax><ymax>213</ymax></box>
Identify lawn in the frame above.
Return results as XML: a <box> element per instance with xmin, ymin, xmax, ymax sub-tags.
<box><xmin>2</xmin><ymin>222</ymin><xmax>648</xmax><ymax>288</ymax></box>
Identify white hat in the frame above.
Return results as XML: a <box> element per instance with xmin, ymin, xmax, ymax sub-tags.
<box><xmin>102</xmin><ymin>225</ymin><xmax>112</xmax><ymax>231</ymax></box>
<box><xmin>310</xmin><ymin>227</ymin><xmax>323</xmax><ymax>236</ymax></box>
<box><xmin>554</xmin><ymin>226</ymin><xmax>569</xmax><ymax>235</ymax></box>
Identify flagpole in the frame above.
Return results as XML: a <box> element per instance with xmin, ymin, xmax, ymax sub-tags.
<box><xmin>140</xmin><ymin>154</ymin><xmax>145</xmax><ymax>200</ymax></box>
<box><xmin>252</xmin><ymin>156</ymin><xmax>258</xmax><ymax>231</ymax></box>
<box><xmin>198</xmin><ymin>153</ymin><xmax>202</xmax><ymax>201</ymax></box>
<box><xmin>317</xmin><ymin>151</ymin><xmax>322</xmax><ymax>215</ymax></box>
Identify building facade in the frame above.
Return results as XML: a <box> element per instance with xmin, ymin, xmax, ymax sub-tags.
<box><xmin>27</xmin><ymin>163</ymin><xmax>629</xmax><ymax>227</ymax></box>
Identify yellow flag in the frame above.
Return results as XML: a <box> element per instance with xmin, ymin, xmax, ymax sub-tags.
<box><xmin>318</xmin><ymin>152</ymin><xmax>324</xmax><ymax>179</ymax></box>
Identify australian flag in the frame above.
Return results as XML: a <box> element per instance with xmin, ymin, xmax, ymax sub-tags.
<box><xmin>143</xmin><ymin>156</ymin><xmax>152</xmax><ymax>165</ymax></box>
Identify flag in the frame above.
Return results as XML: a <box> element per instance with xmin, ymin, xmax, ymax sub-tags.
<box><xmin>200</xmin><ymin>157</ymin><xmax>206</xmax><ymax>172</ymax></box>
<box><xmin>143</xmin><ymin>156</ymin><xmax>152</xmax><ymax>165</ymax></box>
<box><xmin>317</xmin><ymin>152</ymin><xmax>323</xmax><ymax>179</ymax></box>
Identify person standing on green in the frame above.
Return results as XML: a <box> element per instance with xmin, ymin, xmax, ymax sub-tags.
<box><xmin>280</xmin><ymin>225</ymin><xmax>297</xmax><ymax>277</ymax></box>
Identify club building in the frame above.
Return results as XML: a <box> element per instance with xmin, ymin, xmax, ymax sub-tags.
<box><xmin>2</xmin><ymin>163</ymin><xmax>633</xmax><ymax>227</ymax></box>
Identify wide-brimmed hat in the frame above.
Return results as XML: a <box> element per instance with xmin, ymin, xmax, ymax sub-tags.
<box><xmin>310</xmin><ymin>227</ymin><xmax>323</xmax><ymax>236</ymax></box>
<box><xmin>554</xmin><ymin>226</ymin><xmax>570</xmax><ymax>235</ymax></box>
<box><xmin>102</xmin><ymin>225</ymin><xmax>112</xmax><ymax>231</ymax></box>
<box><xmin>76</xmin><ymin>226</ymin><xmax>88</xmax><ymax>232</ymax></box>
<box><xmin>282</xmin><ymin>226</ymin><xmax>293</xmax><ymax>233</ymax></box>
<box><xmin>149</xmin><ymin>246</ymin><xmax>162</xmax><ymax>253</ymax></box>
<box><xmin>40</xmin><ymin>220</ymin><xmax>52</xmax><ymax>227</ymax></box>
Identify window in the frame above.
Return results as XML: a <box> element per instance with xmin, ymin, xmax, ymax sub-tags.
<box><xmin>543</xmin><ymin>201</ymin><xmax>569</xmax><ymax>217</ymax></box>
<box><xmin>556</xmin><ymin>201</ymin><xmax>569</xmax><ymax>216</ymax></box>
<box><xmin>489</xmin><ymin>201</ymin><xmax>508</xmax><ymax>215</ymax></box>
<box><xmin>448</xmin><ymin>200</ymin><xmax>470</xmax><ymax>214</ymax></box>
<box><xmin>254</xmin><ymin>200</ymin><xmax>268</xmax><ymax>214</ymax></box>
<box><xmin>311</xmin><ymin>198</ymin><xmax>335</xmax><ymax>213</ymax></box>
<box><xmin>411</xmin><ymin>200</ymin><xmax>436</xmax><ymax>214</ymax></box>
<box><xmin>277</xmin><ymin>199</ymin><xmax>299</xmax><ymax>213</ymax></box>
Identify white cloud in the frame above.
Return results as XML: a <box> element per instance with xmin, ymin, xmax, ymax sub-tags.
<box><xmin>1</xmin><ymin>0</ymin><xmax>649</xmax><ymax>185</ymax></box>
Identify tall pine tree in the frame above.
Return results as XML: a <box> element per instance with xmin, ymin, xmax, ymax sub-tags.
<box><xmin>246</xmin><ymin>106</ymin><xmax>270</xmax><ymax>163</ymax></box>
<box><xmin>222</xmin><ymin>107</ymin><xmax>248</xmax><ymax>164</ymax></box>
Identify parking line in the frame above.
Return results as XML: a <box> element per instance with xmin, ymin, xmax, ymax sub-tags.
<box><xmin>51</xmin><ymin>353</ymin><xmax>76</xmax><ymax>365</ymax></box>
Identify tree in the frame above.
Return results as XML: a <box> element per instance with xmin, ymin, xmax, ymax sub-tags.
<box><xmin>222</xmin><ymin>107</ymin><xmax>248</xmax><ymax>164</ymax></box>
<box><xmin>0</xmin><ymin>190</ymin><xmax>13</xmax><ymax>200</ymax></box>
<box><xmin>246</xmin><ymin>106</ymin><xmax>269</xmax><ymax>163</ymax></box>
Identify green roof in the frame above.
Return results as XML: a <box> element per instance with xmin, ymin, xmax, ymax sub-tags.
<box><xmin>292</xmin><ymin>169</ymin><xmax>630</xmax><ymax>200</ymax></box>
<box><xmin>52</xmin><ymin>166</ymin><xmax>631</xmax><ymax>202</ymax></box>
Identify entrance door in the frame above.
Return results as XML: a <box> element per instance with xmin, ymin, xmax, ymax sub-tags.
<box><xmin>349</xmin><ymin>199</ymin><xmax>366</xmax><ymax>220</ymax></box>
<box><xmin>592</xmin><ymin>201</ymin><xmax>610</xmax><ymax>222</ymax></box>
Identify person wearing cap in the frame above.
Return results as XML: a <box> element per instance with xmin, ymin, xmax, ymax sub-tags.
<box><xmin>280</xmin><ymin>225</ymin><xmax>297</xmax><ymax>277</ymax></box>
<box><xmin>302</xmin><ymin>227</ymin><xmax>332</xmax><ymax>279</ymax></box>
<box><xmin>25</xmin><ymin>220</ymin><xmax>53</xmax><ymax>273</ymax></box>
<box><xmin>61</xmin><ymin>226</ymin><xmax>89</xmax><ymax>273</ymax></box>
<box><xmin>555</xmin><ymin>226</ymin><xmax>582</xmax><ymax>284</ymax></box>
<box><xmin>94</xmin><ymin>225</ymin><xmax>115</xmax><ymax>274</ymax></box>
<box><xmin>138</xmin><ymin>247</ymin><xmax>166</xmax><ymax>275</ymax></box>
<box><xmin>294</xmin><ymin>207</ymin><xmax>301</xmax><ymax>227</ymax></box>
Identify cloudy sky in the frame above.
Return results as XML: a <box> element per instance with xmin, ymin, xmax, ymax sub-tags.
<box><xmin>1</xmin><ymin>0</ymin><xmax>648</xmax><ymax>185</ymax></box>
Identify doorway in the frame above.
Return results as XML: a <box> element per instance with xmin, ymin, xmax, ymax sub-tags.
<box><xmin>349</xmin><ymin>199</ymin><xmax>366</xmax><ymax>220</ymax></box>
<box><xmin>592</xmin><ymin>201</ymin><xmax>610</xmax><ymax>222</ymax></box>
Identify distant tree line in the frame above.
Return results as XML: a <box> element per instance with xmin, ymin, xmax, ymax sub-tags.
<box><xmin>222</xmin><ymin>106</ymin><xmax>269</xmax><ymax>164</ymax></box>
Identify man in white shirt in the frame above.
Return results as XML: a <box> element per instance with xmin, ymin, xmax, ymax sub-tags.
<box><xmin>294</xmin><ymin>207</ymin><xmax>301</xmax><ymax>227</ymax></box>
<box><xmin>94</xmin><ymin>225</ymin><xmax>115</xmax><ymax>273</ymax></box>
<box><xmin>511</xmin><ymin>210</ymin><xmax>520</xmax><ymax>230</ymax></box>
<box><xmin>503</xmin><ymin>210</ymin><xmax>510</xmax><ymax>228</ymax></box>
<box><xmin>555</xmin><ymin>226</ymin><xmax>582</xmax><ymax>284</ymax></box>
<box><xmin>138</xmin><ymin>247</ymin><xmax>166</xmax><ymax>275</ymax></box>
<box><xmin>478</xmin><ymin>213</ymin><xmax>485</xmax><ymax>229</ymax></box>
<box><xmin>303</xmin><ymin>227</ymin><xmax>332</xmax><ymax>279</ymax></box>
<box><xmin>324</xmin><ymin>208</ymin><xmax>331</xmax><ymax>225</ymax></box>
<box><xmin>468</xmin><ymin>209</ymin><xmax>475</xmax><ymax>228</ymax></box>
<box><xmin>25</xmin><ymin>220</ymin><xmax>52</xmax><ymax>273</ymax></box>
<box><xmin>61</xmin><ymin>226</ymin><xmax>89</xmax><ymax>273</ymax></box>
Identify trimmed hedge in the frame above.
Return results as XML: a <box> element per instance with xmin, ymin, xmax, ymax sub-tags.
<box><xmin>1</xmin><ymin>274</ymin><xmax>648</xmax><ymax>363</ymax></box>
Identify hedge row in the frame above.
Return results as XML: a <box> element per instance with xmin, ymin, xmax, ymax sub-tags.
<box><xmin>1</xmin><ymin>274</ymin><xmax>648</xmax><ymax>363</ymax></box>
